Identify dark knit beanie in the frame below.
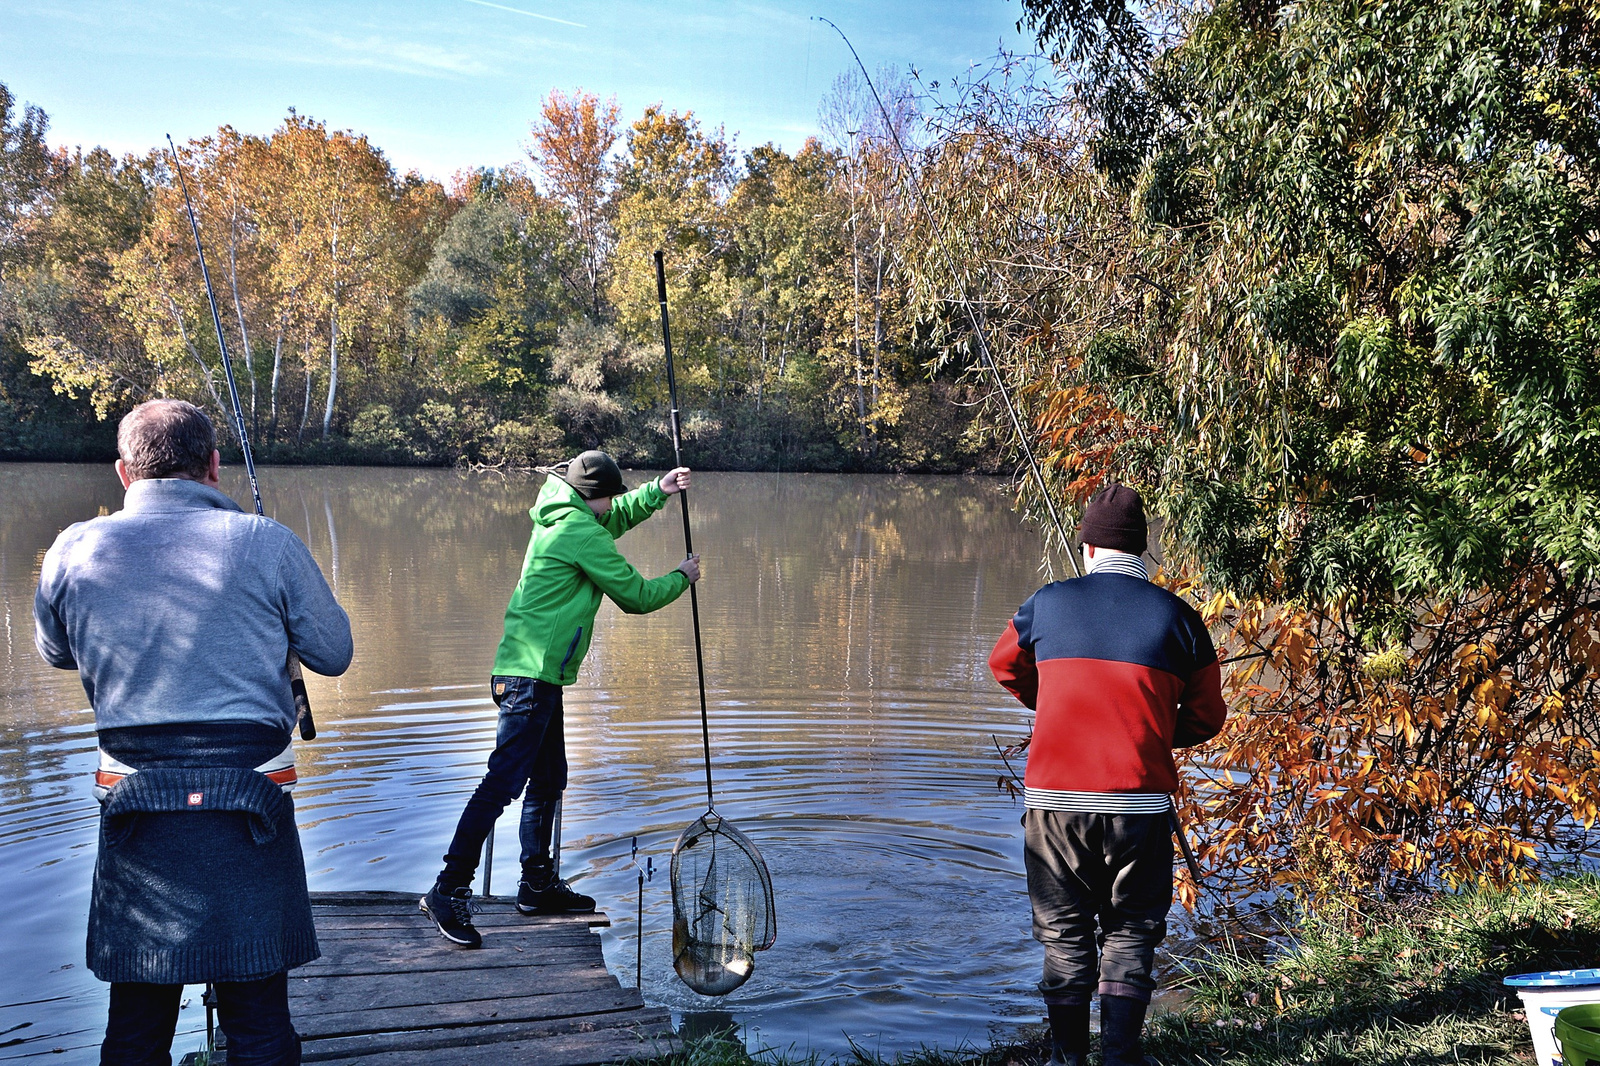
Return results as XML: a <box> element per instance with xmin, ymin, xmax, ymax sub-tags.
<box><xmin>556</xmin><ymin>450</ymin><xmax>628</xmax><ymax>500</ymax></box>
<box><xmin>1079</xmin><ymin>484</ymin><xmax>1148</xmax><ymax>555</ymax></box>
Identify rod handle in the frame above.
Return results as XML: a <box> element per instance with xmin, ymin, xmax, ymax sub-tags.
<box><xmin>1169</xmin><ymin>807</ymin><xmax>1203</xmax><ymax>892</ymax></box>
<box><xmin>289</xmin><ymin>653</ymin><xmax>316</xmax><ymax>740</ymax></box>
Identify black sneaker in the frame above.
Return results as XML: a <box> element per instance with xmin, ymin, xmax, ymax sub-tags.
<box><xmin>420</xmin><ymin>882</ymin><xmax>482</xmax><ymax>947</ymax></box>
<box><xmin>516</xmin><ymin>867</ymin><xmax>596</xmax><ymax>914</ymax></box>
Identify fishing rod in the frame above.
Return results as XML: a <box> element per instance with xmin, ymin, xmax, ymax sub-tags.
<box><xmin>654</xmin><ymin>250</ymin><xmax>714</xmax><ymax>810</ymax></box>
<box><xmin>167</xmin><ymin>134</ymin><xmax>316</xmax><ymax>743</ymax></box>
<box><xmin>812</xmin><ymin>20</ymin><xmax>1208</xmax><ymax>890</ymax></box>
<box><xmin>814</xmin><ymin>17</ymin><xmax>1079</xmax><ymax>578</ymax></box>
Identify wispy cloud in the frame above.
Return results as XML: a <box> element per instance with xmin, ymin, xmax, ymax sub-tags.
<box><xmin>292</xmin><ymin>31</ymin><xmax>491</xmax><ymax>77</ymax></box>
<box><xmin>460</xmin><ymin>0</ymin><xmax>586</xmax><ymax>30</ymax></box>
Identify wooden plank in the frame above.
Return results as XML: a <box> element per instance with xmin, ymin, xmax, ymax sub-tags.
<box><xmin>309</xmin><ymin>891</ymin><xmax>428</xmax><ymax>904</ymax></box>
<box><xmin>289</xmin><ymin>890</ymin><xmax>664</xmax><ymax>1064</ymax></box>
<box><xmin>310</xmin><ymin>921</ymin><xmax>595</xmax><ymax>947</ymax></box>
<box><xmin>310</xmin><ymin>905</ymin><xmax>610</xmax><ymax>930</ymax></box>
<box><xmin>301</xmin><ymin>934</ymin><xmax>604</xmax><ymax>977</ymax></box>
<box><xmin>312</xmin><ymin>910</ymin><xmax>604</xmax><ymax>931</ymax></box>
<box><xmin>294</xmin><ymin>986</ymin><xmax>645</xmax><ymax>1039</ymax></box>
<box><xmin>296</xmin><ymin>951</ymin><xmax>604</xmax><ymax>979</ymax></box>
<box><xmin>300</xmin><ymin>1008</ymin><xmax>674</xmax><ymax>1063</ymax></box>
<box><xmin>312</xmin><ymin>923</ymin><xmax>600</xmax><ymax>946</ymax></box>
<box><xmin>290</xmin><ymin>970</ymin><xmax>623</xmax><ymax>1017</ymax></box>
<box><xmin>290</xmin><ymin>964</ymin><xmax>616</xmax><ymax>1012</ymax></box>
<box><xmin>304</xmin><ymin>1023</ymin><xmax>676</xmax><ymax>1066</ymax></box>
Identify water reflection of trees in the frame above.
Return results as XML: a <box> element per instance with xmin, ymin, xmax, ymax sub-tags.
<box><xmin>0</xmin><ymin>464</ymin><xmax>123</xmax><ymax>803</ymax></box>
<box><xmin>2</xmin><ymin>465</ymin><xmax>1050</xmax><ymax>797</ymax></box>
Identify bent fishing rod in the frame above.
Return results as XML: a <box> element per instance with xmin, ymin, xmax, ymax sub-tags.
<box><xmin>167</xmin><ymin>134</ymin><xmax>316</xmax><ymax>742</ymax></box>
<box><xmin>813</xmin><ymin>21</ymin><xmax>1208</xmax><ymax>890</ymax></box>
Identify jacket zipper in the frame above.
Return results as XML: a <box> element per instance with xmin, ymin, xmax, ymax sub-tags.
<box><xmin>558</xmin><ymin>627</ymin><xmax>583</xmax><ymax>675</ymax></box>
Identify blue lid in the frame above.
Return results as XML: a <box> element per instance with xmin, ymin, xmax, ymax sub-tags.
<box><xmin>1504</xmin><ymin>969</ymin><xmax>1600</xmax><ymax>988</ymax></box>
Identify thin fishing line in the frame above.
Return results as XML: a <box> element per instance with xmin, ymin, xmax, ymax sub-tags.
<box><xmin>167</xmin><ymin>135</ymin><xmax>262</xmax><ymax>519</ymax></box>
<box><xmin>812</xmin><ymin>25</ymin><xmax>1209</xmax><ymax>891</ymax></box>
<box><xmin>168</xmin><ymin>134</ymin><xmax>317</xmax><ymax>745</ymax></box>
<box><xmin>812</xmin><ymin>18</ymin><xmax>1080</xmax><ymax>576</ymax></box>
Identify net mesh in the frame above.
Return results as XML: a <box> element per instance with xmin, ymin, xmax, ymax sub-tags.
<box><xmin>670</xmin><ymin>812</ymin><xmax>776</xmax><ymax>996</ymax></box>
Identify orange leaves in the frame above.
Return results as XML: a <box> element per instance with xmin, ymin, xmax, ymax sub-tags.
<box><xmin>1454</xmin><ymin>641</ymin><xmax>1497</xmax><ymax>678</ymax></box>
<box><xmin>1165</xmin><ymin>561</ymin><xmax>1600</xmax><ymax>907</ymax></box>
<box><xmin>1276</xmin><ymin>623</ymin><xmax>1318</xmax><ymax>675</ymax></box>
<box><xmin>1035</xmin><ymin>382</ymin><xmax>1158</xmax><ymax>504</ymax></box>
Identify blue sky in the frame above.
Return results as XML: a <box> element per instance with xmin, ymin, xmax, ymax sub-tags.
<box><xmin>1</xmin><ymin>1</ymin><xmax>1034</xmax><ymax>181</ymax></box>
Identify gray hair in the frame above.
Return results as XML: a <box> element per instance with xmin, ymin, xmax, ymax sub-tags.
<box><xmin>117</xmin><ymin>399</ymin><xmax>216</xmax><ymax>481</ymax></box>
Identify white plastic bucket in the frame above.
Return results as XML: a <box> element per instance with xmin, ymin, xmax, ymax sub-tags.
<box><xmin>1505</xmin><ymin>970</ymin><xmax>1600</xmax><ymax>1066</ymax></box>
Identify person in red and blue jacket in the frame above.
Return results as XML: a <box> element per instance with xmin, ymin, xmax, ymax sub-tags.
<box><xmin>989</xmin><ymin>485</ymin><xmax>1226</xmax><ymax>1066</ymax></box>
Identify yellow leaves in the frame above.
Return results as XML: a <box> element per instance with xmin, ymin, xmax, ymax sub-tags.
<box><xmin>1175</xmin><ymin>870</ymin><xmax>1200</xmax><ymax>912</ymax></box>
<box><xmin>1201</xmin><ymin>589</ymin><xmax>1238</xmax><ymax>625</ymax></box>
<box><xmin>1454</xmin><ymin>641</ymin><xmax>1497</xmax><ymax>678</ymax></box>
<box><xmin>22</xmin><ymin>334</ymin><xmax>123</xmax><ymax>419</ymax></box>
<box><xmin>1361</xmin><ymin>645</ymin><xmax>1409</xmax><ymax>683</ymax></box>
<box><xmin>1119</xmin><ymin>559</ymin><xmax>1600</xmax><ymax>908</ymax></box>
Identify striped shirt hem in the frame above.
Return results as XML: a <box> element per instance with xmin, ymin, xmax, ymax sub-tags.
<box><xmin>1024</xmin><ymin>788</ymin><xmax>1172</xmax><ymax>813</ymax></box>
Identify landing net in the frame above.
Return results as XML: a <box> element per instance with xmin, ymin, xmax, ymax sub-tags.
<box><xmin>670</xmin><ymin>811</ymin><xmax>776</xmax><ymax>996</ymax></box>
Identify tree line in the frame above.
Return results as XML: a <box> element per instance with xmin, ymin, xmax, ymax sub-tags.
<box><xmin>0</xmin><ymin>78</ymin><xmax>998</xmax><ymax>472</ymax></box>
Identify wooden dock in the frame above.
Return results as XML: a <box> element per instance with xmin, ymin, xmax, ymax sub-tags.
<box><xmin>287</xmin><ymin>891</ymin><xmax>675</xmax><ymax>1065</ymax></box>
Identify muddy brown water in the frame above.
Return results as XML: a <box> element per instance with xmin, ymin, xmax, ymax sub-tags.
<box><xmin>0</xmin><ymin>463</ymin><xmax>1160</xmax><ymax>1060</ymax></box>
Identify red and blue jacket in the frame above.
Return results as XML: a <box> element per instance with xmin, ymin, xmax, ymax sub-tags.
<box><xmin>990</xmin><ymin>568</ymin><xmax>1226</xmax><ymax>807</ymax></box>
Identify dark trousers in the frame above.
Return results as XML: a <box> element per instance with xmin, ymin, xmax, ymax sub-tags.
<box><xmin>439</xmin><ymin>676</ymin><xmax>566</xmax><ymax>889</ymax></box>
<box><xmin>1023</xmin><ymin>808</ymin><xmax>1173</xmax><ymax>1005</ymax></box>
<box><xmin>101</xmin><ymin>972</ymin><xmax>299</xmax><ymax>1066</ymax></box>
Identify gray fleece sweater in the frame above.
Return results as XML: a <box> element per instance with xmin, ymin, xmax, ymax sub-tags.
<box><xmin>33</xmin><ymin>477</ymin><xmax>353</xmax><ymax>732</ymax></box>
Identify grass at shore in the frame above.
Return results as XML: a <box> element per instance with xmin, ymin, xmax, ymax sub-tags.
<box><xmin>641</xmin><ymin>874</ymin><xmax>1600</xmax><ymax>1066</ymax></box>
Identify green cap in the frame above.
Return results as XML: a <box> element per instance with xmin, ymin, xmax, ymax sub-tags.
<box><xmin>556</xmin><ymin>450</ymin><xmax>628</xmax><ymax>500</ymax></box>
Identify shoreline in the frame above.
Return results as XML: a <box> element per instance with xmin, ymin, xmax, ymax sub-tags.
<box><xmin>645</xmin><ymin>875</ymin><xmax>1597</xmax><ymax>1066</ymax></box>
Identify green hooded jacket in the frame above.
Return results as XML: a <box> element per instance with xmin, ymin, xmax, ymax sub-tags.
<box><xmin>492</xmin><ymin>475</ymin><xmax>689</xmax><ymax>684</ymax></box>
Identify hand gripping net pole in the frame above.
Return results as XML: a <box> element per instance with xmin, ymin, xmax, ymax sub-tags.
<box><xmin>670</xmin><ymin>811</ymin><xmax>777</xmax><ymax>996</ymax></box>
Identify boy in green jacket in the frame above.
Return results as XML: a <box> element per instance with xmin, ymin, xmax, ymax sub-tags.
<box><xmin>423</xmin><ymin>450</ymin><xmax>699</xmax><ymax>947</ymax></box>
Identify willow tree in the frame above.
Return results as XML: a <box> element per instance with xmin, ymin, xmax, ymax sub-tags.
<box><xmin>914</xmin><ymin>0</ymin><xmax>1600</xmax><ymax>899</ymax></box>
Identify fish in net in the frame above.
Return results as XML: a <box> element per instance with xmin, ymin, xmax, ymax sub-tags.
<box><xmin>670</xmin><ymin>811</ymin><xmax>776</xmax><ymax>996</ymax></box>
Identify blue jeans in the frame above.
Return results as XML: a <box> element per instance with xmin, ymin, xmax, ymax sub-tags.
<box><xmin>101</xmin><ymin>972</ymin><xmax>299</xmax><ymax>1066</ymax></box>
<box><xmin>438</xmin><ymin>676</ymin><xmax>565</xmax><ymax>889</ymax></box>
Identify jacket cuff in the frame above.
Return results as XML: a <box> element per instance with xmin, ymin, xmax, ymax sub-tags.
<box><xmin>641</xmin><ymin>478</ymin><xmax>669</xmax><ymax>508</ymax></box>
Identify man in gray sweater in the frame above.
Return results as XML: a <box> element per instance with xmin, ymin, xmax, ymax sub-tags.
<box><xmin>34</xmin><ymin>399</ymin><xmax>353</xmax><ymax>1066</ymax></box>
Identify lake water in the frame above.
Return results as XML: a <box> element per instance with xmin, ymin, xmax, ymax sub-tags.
<box><xmin>0</xmin><ymin>463</ymin><xmax>1097</xmax><ymax>1061</ymax></box>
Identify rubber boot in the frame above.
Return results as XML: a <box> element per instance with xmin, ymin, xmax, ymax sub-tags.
<box><xmin>1046</xmin><ymin>1002</ymin><xmax>1089</xmax><ymax>1066</ymax></box>
<box><xmin>1099</xmin><ymin>994</ymin><xmax>1150</xmax><ymax>1066</ymax></box>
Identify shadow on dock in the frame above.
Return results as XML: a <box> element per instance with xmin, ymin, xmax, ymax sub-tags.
<box><xmin>289</xmin><ymin>891</ymin><xmax>675</xmax><ymax>1065</ymax></box>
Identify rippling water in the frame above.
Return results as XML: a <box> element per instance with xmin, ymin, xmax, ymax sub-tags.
<box><xmin>0</xmin><ymin>463</ymin><xmax>1091</xmax><ymax>1060</ymax></box>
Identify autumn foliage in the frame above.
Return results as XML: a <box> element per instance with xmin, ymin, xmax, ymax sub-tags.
<box><xmin>1</xmin><ymin>80</ymin><xmax>994</xmax><ymax>471</ymax></box>
<box><xmin>1170</xmin><ymin>566</ymin><xmax>1600</xmax><ymax>907</ymax></box>
<box><xmin>912</xmin><ymin>0</ymin><xmax>1600</xmax><ymax>903</ymax></box>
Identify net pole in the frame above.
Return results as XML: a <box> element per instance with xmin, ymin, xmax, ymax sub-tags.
<box><xmin>655</xmin><ymin>251</ymin><xmax>715</xmax><ymax>811</ymax></box>
<box><xmin>484</xmin><ymin>821</ymin><xmax>494</xmax><ymax>898</ymax></box>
